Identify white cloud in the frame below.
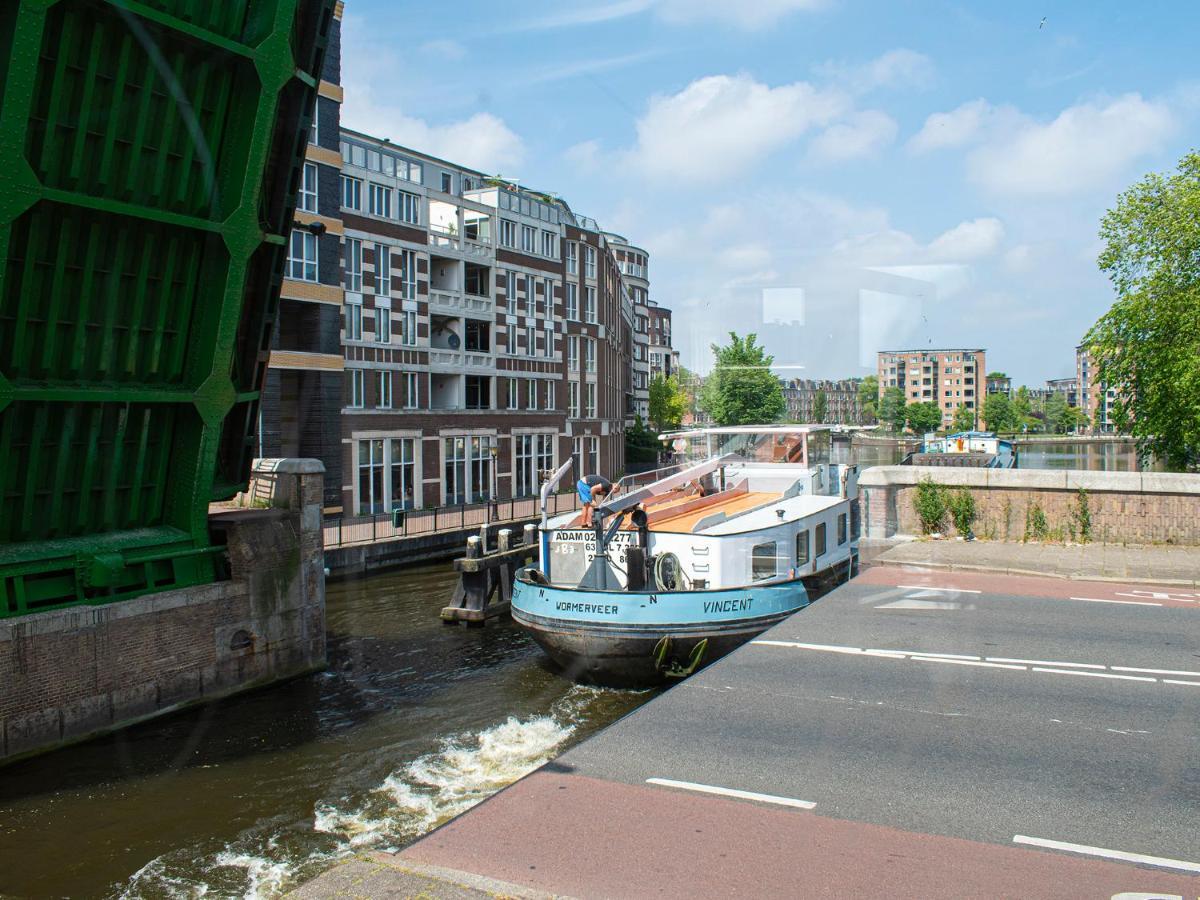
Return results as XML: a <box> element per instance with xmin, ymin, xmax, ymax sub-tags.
<box><xmin>926</xmin><ymin>217</ymin><xmax>1006</xmax><ymax>261</ymax></box>
<box><xmin>967</xmin><ymin>93</ymin><xmax>1175</xmax><ymax>195</ymax></box>
<box><xmin>907</xmin><ymin>99</ymin><xmax>997</xmax><ymax>153</ymax></box>
<box><xmin>628</xmin><ymin>74</ymin><xmax>847</xmax><ymax>181</ymax></box>
<box><xmin>818</xmin><ymin>49</ymin><xmax>935</xmax><ymax>94</ymax></box>
<box><xmin>418</xmin><ymin>39</ymin><xmax>465</xmax><ymax>60</ymax></box>
<box><xmin>809</xmin><ymin>110</ymin><xmax>897</xmax><ymax>162</ymax></box>
<box><xmin>511</xmin><ymin>0</ymin><xmax>825</xmax><ymax>31</ymax></box>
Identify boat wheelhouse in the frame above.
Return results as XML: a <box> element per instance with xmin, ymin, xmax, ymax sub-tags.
<box><xmin>904</xmin><ymin>431</ymin><xmax>1016</xmax><ymax>468</ymax></box>
<box><xmin>512</xmin><ymin>426</ymin><xmax>859</xmax><ymax>685</ymax></box>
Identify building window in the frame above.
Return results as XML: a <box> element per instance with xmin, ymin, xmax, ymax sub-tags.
<box><xmin>584</xmin><ymin>287</ymin><xmax>596</xmax><ymax>324</ymax></box>
<box><xmin>815</xmin><ymin>522</ymin><xmax>827</xmax><ymax>558</ymax></box>
<box><xmin>469</xmin><ymin>436</ymin><xmax>495</xmax><ymax>502</ymax></box>
<box><xmin>568</xmin><ymin>336</ymin><xmax>579</xmax><ymax>371</ymax></box>
<box><xmin>572</xmin><ymin>436</ymin><xmax>599</xmax><ymax>478</ymax></box>
<box><xmin>375</xmin><ymin>243</ymin><xmax>390</xmax><ymax>296</ymax></box>
<box><xmin>566</xmin><ymin>283</ymin><xmax>578</xmax><ymax>320</ymax></box>
<box><xmin>585</xmin><ymin>246</ymin><xmax>596</xmax><ymax>278</ymax></box>
<box><xmin>584</xmin><ymin>339</ymin><xmax>596</xmax><ymax>373</ymax></box>
<box><xmin>543</xmin><ymin>326</ymin><xmax>554</xmax><ymax>359</ymax></box>
<box><xmin>345</xmin><ymin>238</ymin><xmax>362</xmax><ymax>292</ymax></box>
<box><xmin>568</xmin><ymin>381</ymin><xmax>580</xmax><ymax>418</ymax></box>
<box><xmin>837</xmin><ymin>513</ymin><xmax>847</xmax><ymax>545</ymax></box>
<box><xmin>515</xmin><ymin>434</ymin><xmax>534</xmax><ymax>497</ymax></box>
<box><xmin>566</xmin><ymin>241</ymin><xmax>578</xmax><ymax>275</ymax></box>
<box><xmin>525</xmin><ymin>325</ymin><xmax>536</xmax><ymax>358</ymax></box>
<box><xmin>341</xmin><ymin>175</ymin><xmax>361</xmax><ymax>211</ymax></box>
<box><xmin>506</xmin><ymin>323</ymin><xmax>517</xmax><ymax>356</ymax></box>
<box><xmin>544</xmin><ymin>279</ymin><xmax>554</xmax><ymax>312</ymax></box>
<box><xmin>752</xmin><ymin>542</ymin><xmax>777</xmax><ymax>581</ymax></box>
<box><xmin>541</xmin><ymin>230</ymin><xmax>556</xmax><ymax>258</ymax></box>
<box><xmin>500</xmin><ymin>220</ymin><xmax>516</xmax><ymax>248</ymax></box>
<box><xmin>349</xmin><ymin>368</ymin><xmax>364</xmax><ymax>408</ymax></box>
<box><xmin>397</xmin><ymin>249</ymin><xmax>416</xmax><ymax>300</ymax></box>
<box><xmin>585</xmin><ymin>382</ymin><xmax>596</xmax><ymax>418</ymax></box>
<box><xmin>546</xmin><ymin>381</ymin><xmax>555</xmax><ymax>410</ymax></box>
<box><xmin>796</xmin><ymin>530</ymin><xmax>810</xmax><ymax>566</ymax></box>
<box><xmin>369</xmin><ymin>183</ymin><xmax>391</xmax><ymax>218</ymax></box>
<box><xmin>287</xmin><ymin>230</ymin><xmax>318</xmax><ymax>282</ymax></box>
<box><xmin>403</xmin><ymin>372</ymin><xmax>419</xmax><ymax>409</ymax></box>
<box><xmin>345</xmin><ymin>301</ymin><xmax>362</xmax><ymax>341</ymax></box>
<box><xmin>390</xmin><ymin>438</ymin><xmax>416</xmax><ymax>510</ymax></box>
<box><xmin>376</xmin><ymin>309</ymin><xmax>390</xmax><ymax>344</ymax></box>
<box><xmin>357</xmin><ymin>438</ymin><xmax>385</xmax><ymax>515</ymax></box>
<box><xmin>527</xmin><ymin>378</ymin><xmax>537</xmax><ymax>410</ymax></box>
<box><xmin>508</xmin><ymin>379</ymin><xmax>518</xmax><ymax>410</ymax></box>
<box><xmin>441</xmin><ymin>172</ymin><xmax>452</xmax><ymax>193</ymax></box>
<box><xmin>521</xmin><ymin>224</ymin><xmax>535</xmax><ymax>252</ymax></box>
<box><xmin>309</xmin><ymin>102</ymin><xmax>318</xmax><ymax>145</ymax></box>
<box><xmin>444</xmin><ymin>437</ymin><xmax>467</xmax><ymax>506</ymax></box>
<box><xmin>465</xmin><ymin>376</ymin><xmax>490</xmax><ymax>410</ymax></box>
<box><xmin>299</xmin><ymin>163</ymin><xmax>318</xmax><ymax>212</ymax></box>
<box><xmin>526</xmin><ymin>276</ymin><xmax>536</xmax><ymax>317</ymax></box>
<box><xmin>505</xmin><ymin>271</ymin><xmax>518</xmax><ymax>313</ymax></box>
<box><xmin>400</xmin><ymin>310</ymin><xmax>417</xmax><ymax>346</ymax></box>
<box><xmin>398</xmin><ymin>190</ymin><xmax>420</xmax><ymax>225</ymax></box>
<box><xmin>377</xmin><ymin>370</ymin><xmax>392</xmax><ymax>408</ymax></box>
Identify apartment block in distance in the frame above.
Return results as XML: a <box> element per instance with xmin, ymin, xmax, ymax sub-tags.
<box><xmin>605</xmin><ymin>233</ymin><xmax>652</xmax><ymax>422</ymax></box>
<box><xmin>782</xmin><ymin>379</ymin><xmax>867</xmax><ymax>424</ymax></box>
<box><xmin>1076</xmin><ymin>343</ymin><xmax>1118</xmax><ymax>433</ymax></box>
<box><xmin>877</xmin><ymin>348</ymin><xmax>985</xmax><ymax>428</ymax></box>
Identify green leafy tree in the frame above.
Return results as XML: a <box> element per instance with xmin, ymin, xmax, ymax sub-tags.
<box><xmin>1086</xmin><ymin>151</ymin><xmax>1200</xmax><ymax>469</ymax></box>
<box><xmin>879</xmin><ymin>386</ymin><xmax>907</xmax><ymax>432</ymax></box>
<box><xmin>624</xmin><ymin>416</ymin><xmax>659</xmax><ymax>464</ymax></box>
<box><xmin>1012</xmin><ymin>386</ymin><xmax>1032</xmax><ymax>424</ymax></box>
<box><xmin>812</xmin><ymin>389</ymin><xmax>829</xmax><ymax>423</ymax></box>
<box><xmin>857</xmin><ymin>375</ymin><xmax>879</xmax><ymax>423</ymax></box>
<box><xmin>905</xmin><ymin>401</ymin><xmax>943</xmax><ymax>433</ymax></box>
<box><xmin>983</xmin><ymin>393</ymin><xmax>1014</xmax><ymax>433</ymax></box>
<box><xmin>699</xmin><ymin>333</ymin><xmax>786</xmax><ymax>426</ymax></box>
<box><xmin>951</xmin><ymin>403</ymin><xmax>976</xmax><ymax>432</ymax></box>
<box><xmin>648</xmin><ymin>374</ymin><xmax>687</xmax><ymax>432</ymax></box>
<box><xmin>986</xmin><ymin>371</ymin><xmax>1008</xmax><ymax>380</ymax></box>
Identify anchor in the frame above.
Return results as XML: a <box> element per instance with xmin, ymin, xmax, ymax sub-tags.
<box><xmin>652</xmin><ymin>635</ymin><xmax>709</xmax><ymax>679</ymax></box>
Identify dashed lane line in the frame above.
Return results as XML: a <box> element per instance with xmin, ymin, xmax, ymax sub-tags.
<box><xmin>1070</xmin><ymin>596</ymin><xmax>1163</xmax><ymax>607</ymax></box>
<box><xmin>1012</xmin><ymin>835</ymin><xmax>1200</xmax><ymax>874</ymax></box>
<box><xmin>896</xmin><ymin>584</ymin><xmax>982</xmax><ymax>594</ymax></box>
<box><xmin>645</xmin><ymin>778</ymin><xmax>816</xmax><ymax>810</ymax></box>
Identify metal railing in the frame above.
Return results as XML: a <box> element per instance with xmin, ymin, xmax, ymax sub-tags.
<box><xmin>611</xmin><ymin>462</ymin><xmax>686</xmax><ymax>496</ymax></box>
<box><xmin>324</xmin><ymin>491</ymin><xmax>583</xmax><ymax>548</ymax></box>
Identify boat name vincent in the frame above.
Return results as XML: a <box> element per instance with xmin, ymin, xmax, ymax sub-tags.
<box><xmin>703</xmin><ymin>598</ymin><xmax>753</xmax><ymax>614</ymax></box>
<box><xmin>556</xmin><ymin>601</ymin><xmax>620</xmax><ymax>615</ymax></box>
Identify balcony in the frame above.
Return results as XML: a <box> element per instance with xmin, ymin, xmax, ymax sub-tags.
<box><xmin>429</xmin><ymin>349</ymin><xmax>495</xmax><ymax>370</ymax></box>
<box><xmin>429</xmin><ymin>288</ymin><xmax>492</xmax><ymax>316</ymax></box>
<box><xmin>429</xmin><ymin>228</ymin><xmax>492</xmax><ymax>259</ymax></box>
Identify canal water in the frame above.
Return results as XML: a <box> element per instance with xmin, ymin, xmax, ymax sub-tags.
<box><xmin>0</xmin><ymin>566</ymin><xmax>653</xmax><ymax>899</ymax></box>
<box><xmin>838</xmin><ymin>437</ymin><xmax>1158</xmax><ymax>471</ymax></box>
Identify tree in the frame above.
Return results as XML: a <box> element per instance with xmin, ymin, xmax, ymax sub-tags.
<box><xmin>648</xmin><ymin>374</ymin><xmax>687</xmax><ymax>432</ymax></box>
<box><xmin>879</xmin><ymin>386</ymin><xmax>907</xmax><ymax>432</ymax></box>
<box><xmin>811</xmin><ymin>390</ymin><xmax>829</xmax><ymax>423</ymax></box>
<box><xmin>857</xmin><ymin>375</ymin><xmax>879</xmax><ymax>423</ymax></box>
<box><xmin>1086</xmin><ymin>151</ymin><xmax>1200</xmax><ymax>470</ymax></box>
<box><xmin>699</xmin><ymin>333</ymin><xmax>786</xmax><ymax>425</ymax></box>
<box><xmin>1011</xmin><ymin>386</ymin><xmax>1032</xmax><ymax>423</ymax></box>
<box><xmin>905</xmin><ymin>401</ymin><xmax>943</xmax><ymax>434</ymax></box>
<box><xmin>986</xmin><ymin>371</ymin><xmax>1008</xmax><ymax>380</ymax></box>
<box><xmin>983</xmin><ymin>393</ymin><xmax>1014</xmax><ymax>433</ymax></box>
<box><xmin>951</xmin><ymin>403</ymin><xmax>976</xmax><ymax>432</ymax></box>
<box><xmin>624</xmin><ymin>416</ymin><xmax>659</xmax><ymax>464</ymax></box>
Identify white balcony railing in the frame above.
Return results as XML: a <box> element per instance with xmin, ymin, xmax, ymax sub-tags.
<box><xmin>428</xmin><ymin>289</ymin><xmax>492</xmax><ymax>315</ymax></box>
<box><xmin>429</xmin><ymin>349</ymin><xmax>496</xmax><ymax>370</ymax></box>
<box><xmin>428</xmin><ymin>229</ymin><xmax>492</xmax><ymax>259</ymax></box>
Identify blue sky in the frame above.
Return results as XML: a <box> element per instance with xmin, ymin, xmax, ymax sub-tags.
<box><xmin>340</xmin><ymin>0</ymin><xmax>1199</xmax><ymax>385</ymax></box>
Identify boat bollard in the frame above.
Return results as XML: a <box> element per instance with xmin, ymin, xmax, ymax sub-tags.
<box><xmin>523</xmin><ymin>523</ymin><xmax>537</xmax><ymax>547</ymax></box>
<box><xmin>466</xmin><ymin>535</ymin><xmax>482</xmax><ymax>559</ymax></box>
<box><xmin>498</xmin><ymin>528</ymin><xmax>513</xmax><ymax>552</ymax></box>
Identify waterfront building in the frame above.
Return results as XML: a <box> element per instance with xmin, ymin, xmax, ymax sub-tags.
<box><xmin>261</xmin><ymin>12</ymin><xmax>673</xmax><ymax>518</ymax></box>
<box><xmin>877</xmin><ymin>349</ymin><xmax>985</xmax><ymax>428</ymax></box>
<box><xmin>1045</xmin><ymin>377</ymin><xmax>1079</xmax><ymax>408</ymax></box>
<box><xmin>782</xmin><ymin>378</ymin><xmax>866</xmax><ymax>424</ymax></box>
<box><xmin>985</xmin><ymin>374</ymin><xmax>1012</xmax><ymax>397</ymax></box>
<box><xmin>1076</xmin><ymin>344</ymin><xmax>1119</xmax><ymax>433</ymax></box>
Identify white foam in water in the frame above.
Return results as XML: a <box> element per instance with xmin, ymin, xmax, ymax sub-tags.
<box><xmin>212</xmin><ymin>851</ymin><xmax>296</xmax><ymax>900</ymax></box>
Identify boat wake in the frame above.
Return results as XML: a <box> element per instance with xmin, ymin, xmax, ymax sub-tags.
<box><xmin>115</xmin><ymin>685</ymin><xmax>616</xmax><ymax>899</ymax></box>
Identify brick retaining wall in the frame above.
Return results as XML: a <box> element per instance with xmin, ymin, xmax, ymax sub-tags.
<box><xmin>0</xmin><ymin>461</ymin><xmax>327</xmax><ymax>764</ymax></box>
<box><xmin>859</xmin><ymin>468</ymin><xmax>1200</xmax><ymax>545</ymax></box>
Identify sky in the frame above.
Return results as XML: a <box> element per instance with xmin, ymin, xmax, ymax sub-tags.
<box><xmin>338</xmin><ymin>0</ymin><xmax>1200</xmax><ymax>386</ymax></box>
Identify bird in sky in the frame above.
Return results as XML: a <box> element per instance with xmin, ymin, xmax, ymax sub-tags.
<box><xmin>1039</xmin><ymin>16</ymin><xmax>1047</xmax><ymax>28</ymax></box>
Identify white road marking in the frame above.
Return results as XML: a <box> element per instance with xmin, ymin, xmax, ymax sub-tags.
<box><xmin>896</xmin><ymin>584</ymin><xmax>982</xmax><ymax>593</ymax></box>
<box><xmin>911</xmin><ymin>657</ymin><xmax>1026</xmax><ymax>671</ymax></box>
<box><xmin>1070</xmin><ymin>596</ymin><xmax>1163</xmax><ymax>607</ymax></box>
<box><xmin>1163</xmin><ymin>679</ymin><xmax>1200</xmax><ymax>687</ymax></box>
<box><xmin>986</xmin><ymin>657</ymin><xmax>1106</xmax><ymax>670</ymax></box>
<box><xmin>1112</xmin><ymin>665</ymin><xmax>1200</xmax><ymax>678</ymax></box>
<box><xmin>892</xmin><ymin>650</ymin><xmax>981</xmax><ymax>660</ymax></box>
<box><xmin>645</xmin><ymin>778</ymin><xmax>815</xmax><ymax>809</ymax></box>
<box><xmin>877</xmin><ymin>598</ymin><xmax>964</xmax><ymax>610</ymax></box>
<box><xmin>1012</xmin><ymin>835</ymin><xmax>1200</xmax><ymax>874</ymax></box>
<box><xmin>1031</xmin><ymin>667</ymin><xmax>1156</xmax><ymax>683</ymax></box>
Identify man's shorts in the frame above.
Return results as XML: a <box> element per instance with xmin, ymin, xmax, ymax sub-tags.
<box><xmin>577</xmin><ymin>478</ymin><xmax>593</xmax><ymax>504</ymax></box>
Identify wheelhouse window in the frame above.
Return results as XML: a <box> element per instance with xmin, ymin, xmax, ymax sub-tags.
<box><xmin>838</xmin><ymin>513</ymin><xmax>848</xmax><ymax>545</ymax></box>
<box><xmin>752</xmin><ymin>542</ymin><xmax>777</xmax><ymax>581</ymax></box>
<box><xmin>796</xmin><ymin>530</ymin><xmax>810</xmax><ymax>566</ymax></box>
<box><xmin>815</xmin><ymin>523</ymin><xmax>827</xmax><ymax>558</ymax></box>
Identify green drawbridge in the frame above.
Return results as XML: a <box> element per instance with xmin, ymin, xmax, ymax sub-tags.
<box><xmin>0</xmin><ymin>0</ymin><xmax>335</xmax><ymax>617</ymax></box>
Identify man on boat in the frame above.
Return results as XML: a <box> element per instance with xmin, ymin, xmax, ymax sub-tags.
<box><xmin>577</xmin><ymin>473</ymin><xmax>612</xmax><ymax>527</ymax></box>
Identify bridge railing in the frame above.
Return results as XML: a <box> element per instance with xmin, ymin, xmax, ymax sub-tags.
<box><xmin>325</xmin><ymin>490</ymin><xmax>583</xmax><ymax>548</ymax></box>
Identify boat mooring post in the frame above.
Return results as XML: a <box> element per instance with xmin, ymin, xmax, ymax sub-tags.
<box><xmin>497</xmin><ymin>528</ymin><xmax>512</xmax><ymax>552</ymax></box>
<box><xmin>523</xmin><ymin>523</ymin><xmax>537</xmax><ymax>548</ymax></box>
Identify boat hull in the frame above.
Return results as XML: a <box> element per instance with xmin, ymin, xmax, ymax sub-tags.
<box><xmin>511</xmin><ymin>575</ymin><xmax>810</xmax><ymax>686</ymax></box>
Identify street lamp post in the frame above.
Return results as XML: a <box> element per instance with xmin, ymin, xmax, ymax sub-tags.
<box><xmin>489</xmin><ymin>445</ymin><xmax>499</xmax><ymax>522</ymax></box>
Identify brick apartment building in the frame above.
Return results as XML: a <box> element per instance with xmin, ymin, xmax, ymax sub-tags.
<box><xmin>1076</xmin><ymin>344</ymin><xmax>1118</xmax><ymax>433</ymax></box>
<box><xmin>605</xmin><ymin>234</ymin><xmax>652</xmax><ymax>422</ymax></box>
<box><xmin>261</xmin><ymin>3</ymin><xmax>673</xmax><ymax>517</ymax></box>
<box><xmin>782</xmin><ymin>379</ymin><xmax>866</xmax><ymax>424</ymax></box>
<box><xmin>877</xmin><ymin>348</ymin><xmax>985</xmax><ymax>429</ymax></box>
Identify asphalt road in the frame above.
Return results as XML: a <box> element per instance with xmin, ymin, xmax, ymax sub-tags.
<box><xmin>397</xmin><ymin>567</ymin><xmax>1200</xmax><ymax>898</ymax></box>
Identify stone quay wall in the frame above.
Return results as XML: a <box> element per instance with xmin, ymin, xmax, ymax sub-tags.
<box><xmin>0</xmin><ymin>460</ymin><xmax>327</xmax><ymax>764</ymax></box>
<box><xmin>859</xmin><ymin>467</ymin><xmax>1200</xmax><ymax>545</ymax></box>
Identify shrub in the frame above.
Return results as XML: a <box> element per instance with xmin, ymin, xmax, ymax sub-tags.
<box><xmin>948</xmin><ymin>488</ymin><xmax>977</xmax><ymax>536</ymax></box>
<box><xmin>913</xmin><ymin>477</ymin><xmax>947</xmax><ymax>534</ymax></box>
<box><xmin>1071</xmin><ymin>487</ymin><xmax>1092</xmax><ymax>543</ymax></box>
<box><xmin>1024</xmin><ymin>501</ymin><xmax>1048</xmax><ymax>542</ymax></box>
